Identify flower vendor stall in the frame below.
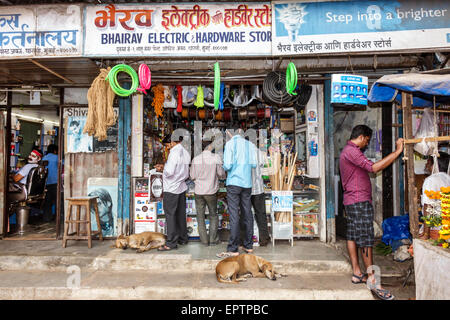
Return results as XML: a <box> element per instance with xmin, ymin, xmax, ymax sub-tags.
<box><xmin>369</xmin><ymin>72</ymin><xmax>450</xmax><ymax>299</ymax></box>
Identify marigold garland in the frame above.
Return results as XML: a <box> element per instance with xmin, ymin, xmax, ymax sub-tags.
<box><xmin>151</xmin><ymin>84</ymin><xmax>165</xmax><ymax>118</ymax></box>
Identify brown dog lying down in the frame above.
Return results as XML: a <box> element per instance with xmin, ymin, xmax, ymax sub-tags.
<box><xmin>112</xmin><ymin>231</ymin><xmax>166</xmax><ymax>253</ymax></box>
<box><xmin>216</xmin><ymin>254</ymin><xmax>286</xmax><ymax>284</ymax></box>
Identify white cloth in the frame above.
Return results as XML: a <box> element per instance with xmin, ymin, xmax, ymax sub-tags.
<box><xmin>163</xmin><ymin>143</ymin><xmax>191</xmax><ymax>194</ymax></box>
<box><xmin>251</xmin><ymin>143</ymin><xmax>267</xmax><ymax>195</ymax></box>
<box><xmin>421</xmin><ymin>172</ymin><xmax>450</xmax><ymax>206</ymax></box>
<box><xmin>17</xmin><ymin>163</ymin><xmax>38</xmax><ymax>184</ymax></box>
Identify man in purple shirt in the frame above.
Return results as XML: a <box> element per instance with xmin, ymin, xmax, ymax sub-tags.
<box><xmin>339</xmin><ymin>125</ymin><xmax>403</xmax><ymax>300</ymax></box>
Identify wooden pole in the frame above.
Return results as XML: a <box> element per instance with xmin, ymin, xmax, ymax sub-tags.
<box><xmin>402</xmin><ymin>92</ymin><xmax>419</xmax><ymax>239</ymax></box>
<box><xmin>403</xmin><ymin>136</ymin><xmax>450</xmax><ymax>144</ymax></box>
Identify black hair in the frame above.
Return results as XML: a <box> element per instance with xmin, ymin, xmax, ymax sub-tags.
<box><xmin>47</xmin><ymin>144</ymin><xmax>58</xmax><ymax>154</ymax></box>
<box><xmin>437</xmin><ymin>153</ymin><xmax>450</xmax><ymax>172</ymax></box>
<box><xmin>350</xmin><ymin>125</ymin><xmax>373</xmax><ymax>140</ymax></box>
<box><xmin>69</xmin><ymin>120</ymin><xmax>79</xmax><ymax>127</ymax></box>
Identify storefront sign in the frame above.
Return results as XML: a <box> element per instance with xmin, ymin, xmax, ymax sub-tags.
<box><xmin>331</xmin><ymin>74</ymin><xmax>368</xmax><ymax>105</ymax></box>
<box><xmin>0</xmin><ymin>4</ymin><xmax>82</xmax><ymax>59</ymax></box>
<box><xmin>272</xmin><ymin>0</ymin><xmax>450</xmax><ymax>55</ymax></box>
<box><xmin>84</xmin><ymin>2</ymin><xmax>272</xmax><ymax>57</ymax></box>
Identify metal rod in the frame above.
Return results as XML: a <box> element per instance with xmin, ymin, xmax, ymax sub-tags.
<box><xmin>27</xmin><ymin>59</ymin><xmax>75</xmax><ymax>84</ymax></box>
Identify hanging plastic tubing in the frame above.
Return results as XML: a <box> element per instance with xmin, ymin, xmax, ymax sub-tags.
<box><xmin>106</xmin><ymin>64</ymin><xmax>139</xmax><ymax>97</ymax></box>
<box><xmin>286</xmin><ymin>62</ymin><xmax>298</xmax><ymax>96</ymax></box>
<box><xmin>137</xmin><ymin>64</ymin><xmax>151</xmax><ymax>94</ymax></box>
<box><xmin>194</xmin><ymin>85</ymin><xmax>204</xmax><ymax>108</ymax></box>
<box><xmin>214</xmin><ymin>62</ymin><xmax>220</xmax><ymax>111</ymax></box>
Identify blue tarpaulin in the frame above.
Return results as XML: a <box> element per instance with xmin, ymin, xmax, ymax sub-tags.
<box><xmin>368</xmin><ymin>73</ymin><xmax>450</xmax><ymax>107</ymax></box>
<box><xmin>382</xmin><ymin>214</ymin><xmax>411</xmax><ymax>247</ymax></box>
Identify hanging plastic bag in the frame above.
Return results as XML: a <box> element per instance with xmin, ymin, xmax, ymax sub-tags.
<box><xmin>414</xmin><ymin>108</ymin><xmax>438</xmax><ymax>156</ymax></box>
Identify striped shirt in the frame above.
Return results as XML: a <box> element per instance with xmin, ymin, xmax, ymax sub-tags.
<box><xmin>339</xmin><ymin>141</ymin><xmax>374</xmax><ymax>206</ymax></box>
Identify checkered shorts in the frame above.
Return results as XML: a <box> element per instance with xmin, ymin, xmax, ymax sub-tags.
<box><xmin>344</xmin><ymin>201</ymin><xmax>374</xmax><ymax>248</ymax></box>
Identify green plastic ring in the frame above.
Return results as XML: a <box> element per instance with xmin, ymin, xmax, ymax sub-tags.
<box><xmin>106</xmin><ymin>64</ymin><xmax>139</xmax><ymax>97</ymax></box>
<box><xmin>286</xmin><ymin>62</ymin><xmax>298</xmax><ymax>96</ymax></box>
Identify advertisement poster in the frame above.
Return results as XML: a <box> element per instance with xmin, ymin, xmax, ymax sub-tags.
<box><xmin>271</xmin><ymin>191</ymin><xmax>293</xmax><ymax>212</ymax></box>
<box><xmin>67</xmin><ymin>116</ymin><xmax>93</xmax><ymax>153</ymax></box>
<box><xmin>87</xmin><ymin>177</ymin><xmax>118</xmax><ymax>237</ymax></box>
<box><xmin>64</xmin><ymin>107</ymin><xmax>118</xmax><ymax>153</ymax></box>
<box><xmin>331</xmin><ymin>74</ymin><xmax>368</xmax><ymax>105</ymax></box>
<box><xmin>0</xmin><ymin>4</ymin><xmax>82</xmax><ymax>59</ymax></box>
<box><xmin>272</xmin><ymin>0</ymin><xmax>450</xmax><ymax>55</ymax></box>
<box><xmin>134</xmin><ymin>192</ymin><xmax>156</xmax><ymax>233</ymax></box>
<box><xmin>84</xmin><ymin>2</ymin><xmax>272</xmax><ymax>57</ymax></box>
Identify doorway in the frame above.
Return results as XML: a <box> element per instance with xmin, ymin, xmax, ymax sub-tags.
<box><xmin>4</xmin><ymin>106</ymin><xmax>61</xmax><ymax>240</ymax></box>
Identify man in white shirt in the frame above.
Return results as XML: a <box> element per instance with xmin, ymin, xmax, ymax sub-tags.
<box><xmin>156</xmin><ymin>134</ymin><xmax>191</xmax><ymax>251</ymax></box>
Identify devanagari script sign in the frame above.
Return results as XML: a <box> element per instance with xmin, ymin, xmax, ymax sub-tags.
<box><xmin>84</xmin><ymin>2</ymin><xmax>272</xmax><ymax>57</ymax></box>
<box><xmin>0</xmin><ymin>4</ymin><xmax>82</xmax><ymax>58</ymax></box>
<box><xmin>272</xmin><ymin>0</ymin><xmax>450</xmax><ymax>55</ymax></box>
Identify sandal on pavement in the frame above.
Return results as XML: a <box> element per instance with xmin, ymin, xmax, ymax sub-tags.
<box><xmin>371</xmin><ymin>288</ymin><xmax>395</xmax><ymax>300</ymax></box>
<box><xmin>242</xmin><ymin>248</ymin><xmax>254</xmax><ymax>254</ymax></box>
<box><xmin>216</xmin><ymin>252</ymin><xmax>239</xmax><ymax>259</ymax></box>
<box><xmin>158</xmin><ymin>245</ymin><xmax>175</xmax><ymax>252</ymax></box>
<box><xmin>351</xmin><ymin>273</ymin><xmax>368</xmax><ymax>284</ymax></box>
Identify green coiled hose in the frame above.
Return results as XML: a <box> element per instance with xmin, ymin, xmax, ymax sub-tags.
<box><xmin>214</xmin><ymin>62</ymin><xmax>220</xmax><ymax>111</ymax></box>
<box><xmin>106</xmin><ymin>64</ymin><xmax>139</xmax><ymax>97</ymax></box>
<box><xmin>286</xmin><ymin>62</ymin><xmax>298</xmax><ymax>96</ymax></box>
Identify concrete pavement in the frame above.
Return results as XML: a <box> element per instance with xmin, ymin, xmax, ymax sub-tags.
<box><xmin>0</xmin><ymin>238</ymin><xmax>413</xmax><ymax>300</ymax></box>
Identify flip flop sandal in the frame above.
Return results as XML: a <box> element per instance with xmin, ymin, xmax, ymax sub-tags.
<box><xmin>351</xmin><ymin>273</ymin><xmax>368</xmax><ymax>284</ymax></box>
<box><xmin>371</xmin><ymin>288</ymin><xmax>395</xmax><ymax>300</ymax></box>
<box><xmin>216</xmin><ymin>252</ymin><xmax>239</xmax><ymax>259</ymax></box>
<box><xmin>242</xmin><ymin>248</ymin><xmax>254</xmax><ymax>254</ymax></box>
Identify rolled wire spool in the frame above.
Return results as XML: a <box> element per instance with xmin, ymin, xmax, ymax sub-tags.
<box><xmin>189</xmin><ymin>108</ymin><xmax>196</xmax><ymax>120</ymax></box>
<box><xmin>181</xmin><ymin>108</ymin><xmax>188</xmax><ymax>119</ymax></box>
<box><xmin>215</xmin><ymin>110</ymin><xmax>223</xmax><ymax>121</ymax></box>
<box><xmin>248</xmin><ymin>105</ymin><xmax>257</xmax><ymax>118</ymax></box>
<box><xmin>232</xmin><ymin>109</ymin><xmax>238</xmax><ymax>122</ymax></box>
<box><xmin>238</xmin><ymin>109</ymin><xmax>247</xmax><ymax>120</ymax></box>
<box><xmin>223</xmin><ymin>108</ymin><xmax>232</xmax><ymax>122</ymax></box>
<box><xmin>198</xmin><ymin>108</ymin><xmax>206</xmax><ymax>120</ymax></box>
<box><xmin>257</xmin><ymin>108</ymin><xmax>265</xmax><ymax>119</ymax></box>
<box><xmin>262</xmin><ymin>71</ymin><xmax>300</xmax><ymax>106</ymax></box>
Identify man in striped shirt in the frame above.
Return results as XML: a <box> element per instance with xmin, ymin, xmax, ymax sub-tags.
<box><xmin>339</xmin><ymin>125</ymin><xmax>403</xmax><ymax>300</ymax></box>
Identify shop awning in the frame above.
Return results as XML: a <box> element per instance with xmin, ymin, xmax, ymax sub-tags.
<box><xmin>368</xmin><ymin>73</ymin><xmax>450</xmax><ymax>107</ymax></box>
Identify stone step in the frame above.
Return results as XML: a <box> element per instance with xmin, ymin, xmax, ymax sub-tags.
<box><xmin>0</xmin><ymin>252</ymin><xmax>351</xmax><ymax>274</ymax></box>
<box><xmin>0</xmin><ymin>270</ymin><xmax>374</xmax><ymax>300</ymax></box>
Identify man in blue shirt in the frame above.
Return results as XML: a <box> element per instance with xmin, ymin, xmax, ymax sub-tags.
<box><xmin>42</xmin><ymin>144</ymin><xmax>58</xmax><ymax>222</ymax></box>
<box><xmin>217</xmin><ymin>126</ymin><xmax>256</xmax><ymax>258</ymax></box>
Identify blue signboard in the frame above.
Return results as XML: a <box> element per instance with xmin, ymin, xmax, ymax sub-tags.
<box><xmin>331</xmin><ymin>74</ymin><xmax>368</xmax><ymax>105</ymax></box>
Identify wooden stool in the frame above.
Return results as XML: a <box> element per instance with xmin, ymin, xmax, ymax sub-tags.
<box><xmin>63</xmin><ymin>196</ymin><xmax>104</xmax><ymax>248</ymax></box>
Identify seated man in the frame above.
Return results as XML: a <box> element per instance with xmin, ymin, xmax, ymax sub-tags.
<box><xmin>12</xmin><ymin>149</ymin><xmax>43</xmax><ymax>185</ymax></box>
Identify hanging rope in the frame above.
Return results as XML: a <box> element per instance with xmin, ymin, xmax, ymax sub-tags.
<box><xmin>84</xmin><ymin>67</ymin><xmax>116</xmax><ymax>141</ymax></box>
<box><xmin>194</xmin><ymin>85</ymin><xmax>204</xmax><ymax>108</ymax></box>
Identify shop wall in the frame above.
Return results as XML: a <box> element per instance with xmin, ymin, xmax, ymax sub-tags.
<box><xmin>63</xmin><ymin>95</ymin><xmax>119</xmax><ymax>237</ymax></box>
<box><xmin>333</xmin><ymin>106</ymin><xmax>384</xmax><ymax>228</ymax></box>
<box><xmin>0</xmin><ymin>113</ymin><xmax>4</xmax><ymax>236</ymax></box>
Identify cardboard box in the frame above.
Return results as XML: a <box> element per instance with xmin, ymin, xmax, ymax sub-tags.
<box><xmin>280</xmin><ymin>118</ymin><xmax>294</xmax><ymax>133</ymax></box>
